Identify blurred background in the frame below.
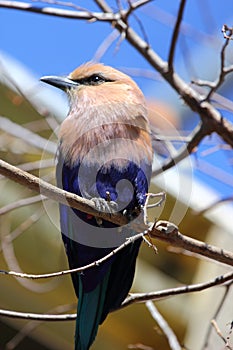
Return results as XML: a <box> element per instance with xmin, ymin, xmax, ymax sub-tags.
<box><xmin>0</xmin><ymin>1</ymin><xmax>233</xmax><ymax>349</ymax></box>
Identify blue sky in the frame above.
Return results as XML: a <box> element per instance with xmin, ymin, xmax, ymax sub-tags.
<box><xmin>1</xmin><ymin>0</ymin><xmax>233</xmax><ymax>197</ymax></box>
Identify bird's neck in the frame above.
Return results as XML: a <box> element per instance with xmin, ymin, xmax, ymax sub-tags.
<box><xmin>59</xmin><ymin>96</ymin><xmax>151</xmax><ymax>168</ymax></box>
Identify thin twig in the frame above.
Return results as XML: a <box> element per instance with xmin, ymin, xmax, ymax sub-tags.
<box><xmin>222</xmin><ymin>24</ymin><xmax>233</xmax><ymax>40</ymax></box>
<box><xmin>211</xmin><ymin>320</ymin><xmax>233</xmax><ymax>350</ymax></box>
<box><xmin>205</xmin><ymin>31</ymin><xmax>233</xmax><ymax>100</ymax></box>
<box><xmin>0</xmin><ymin>0</ymin><xmax>119</xmax><ymax>21</ymax></box>
<box><xmin>0</xmin><ymin>232</ymin><xmax>145</xmax><ymax>279</ymax></box>
<box><xmin>152</xmin><ymin>122</ymin><xmax>208</xmax><ymax>176</ymax></box>
<box><xmin>0</xmin><ymin>194</ymin><xmax>45</xmax><ymax>216</ymax></box>
<box><xmin>128</xmin><ymin>343</ymin><xmax>154</xmax><ymax>350</ymax></box>
<box><xmin>5</xmin><ymin>303</ymin><xmax>76</xmax><ymax>350</ymax></box>
<box><xmin>0</xmin><ymin>308</ymin><xmax>76</xmax><ymax>321</ymax></box>
<box><xmin>202</xmin><ymin>283</ymin><xmax>232</xmax><ymax>350</ymax></box>
<box><xmin>0</xmin><ymin>209</ymin><xmax>44</xmax><ymax>254</ymax></box>
<box><xmin>168</xmin><ymin>0</ymin><xmax>186</xmax><ymax>73</ymax></box>
<box><xmin>0</xmin><ymin>116</ymin><xmax>57</xmax><ymax>155</ymax></box>
<box><xmin>146</xmin><ymin>300</ymin><xmax>182</xmax><ymax>350</ymax></box>
<box><xmin>150</xmin><ymin>220</ymin><xmax>233</xmax><ymax>266</ymax></box>
<box><xmin>1</xmin><ymin>216</ymin><xmax>59</xmax><ymax>293</ymax></box>
<box><xmin>192</xmin><ymin>26</ymin><xmax>233</xmax><ymax>101</ymax></box>
<box><xmin>121</xmin><ymin>270</ymin><xmax>233</xmax><ymax>308</ymax></box>
<box><xmin>0</xmin><ymin>271</ymin><xmax>232</xmax><ymax>322</ymax></box>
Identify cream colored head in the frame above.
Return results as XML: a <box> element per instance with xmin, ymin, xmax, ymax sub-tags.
<box><xmin>41</xmin><ymin>62</ymin><xmax>152</xmax><ymax>166</ymax></box>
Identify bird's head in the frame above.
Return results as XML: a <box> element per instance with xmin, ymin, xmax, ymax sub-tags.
<box><xmin>41</xmin><ymin>62</ymin><xmax>152</xmax><ymax>167</ymax></box>
<box><xmin>40</xmin><ymin>62</ymin><xmax>145</xmax><ymax>107</ymax></box>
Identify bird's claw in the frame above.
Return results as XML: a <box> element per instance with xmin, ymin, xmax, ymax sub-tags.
<box><xmin>92</xmin><ymin>197</ymin><xmax>118</xmax><ymax>214</ymax></box>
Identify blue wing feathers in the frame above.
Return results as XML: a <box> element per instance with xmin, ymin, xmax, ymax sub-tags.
<box><xmin>57</xmin><ymin>154</ymin><xmax>150</xmax><ymax>349</ymax></box>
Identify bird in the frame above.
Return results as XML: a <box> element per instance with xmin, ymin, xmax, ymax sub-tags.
<box><xmin>40</xmin><ymin>62</ymin><xmax>153</xmax><ymax>350</ymax></box>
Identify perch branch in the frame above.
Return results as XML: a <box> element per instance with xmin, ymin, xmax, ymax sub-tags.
<box><xmin>0</xmin><ymin>160</ymin><xmax>233</xmax><ymax>270</ymax></box>
<box><xmin>146</xmin><ymin>300</ymin><xmax>182</xmax><ymax>350</ymax></box>
<box><xmin>0</xmin><ymin>271</ymin><xmax>232</xmax><ymax>321</ymax></box>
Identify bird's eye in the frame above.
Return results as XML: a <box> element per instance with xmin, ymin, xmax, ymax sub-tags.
<box><xmin>72</xmin><ymin>74</ymin><xmax>113</xmax><ymax>86</ymax></box>
<box><xmin>88</xmin><ymin>74</ymin><xmax>104</xmax><ymax>84</ymax></box>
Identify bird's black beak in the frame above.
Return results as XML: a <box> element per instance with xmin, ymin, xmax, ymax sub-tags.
<box><xmin>40</xmin><ymin>75</ymin><xmax>79</xmax><ymax>91</ymax></box>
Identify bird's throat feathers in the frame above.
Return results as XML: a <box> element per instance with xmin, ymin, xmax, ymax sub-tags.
<box><xmin>59</xmin><ymin>88</ymin><xmax>152</xmax><ymax>169</ymax></box>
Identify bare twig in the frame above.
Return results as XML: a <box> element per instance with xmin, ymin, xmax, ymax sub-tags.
<box><xmin>95</xmin><ymin>2</ymin><xmax>233</xmax><ymax>148</ymax></box>
<box><xmin>205</xmin><ymin>29</ymin><xmax>233</xmax><ymax>100</ymax></box>
<box><xmin>1</xmin><ymin>216</ymin><xmax>233</xmax><ymax>278</ymax></box>
<box><xmin>128</xmin><ymin>343</ymin><xmax>154</xmax><ymax>350</ymax></box>
<box><xmin>222</xmin><ymin>24</ymin><xmax>233</xmax><ymax>40</ymax></box>
<box><xmin>211</xmin><ymin>320</ymin><xmax>233</xmax><ymax>350</ymax></box>
<box><xmin>5</xmin><ymin>303</ymin><xmax>76</xmax><ymax>350</ymax></box>
<box><xmin>1</xmin><ymin>217</ymin><xmax>59</xmax><ymax>293</ymax></box>
<box><xmin>1</xmin><ymin>271</ymin><xmax>232</xmax><ymax>322</ymax></box>
<box><xmin>168</xmin><ymin>0</ymin><xmax>186</xmax><ymax>72</ymax></box>
<box><xmin>150</xmin><ymin>221</ymin><xmax>233</xmax><ymax>266</ymax></box>
<box><xmin>0</xmin><ymin>194</ymin><xmax>45</xmax><ymax>216</ymax></box>
<box><xmin>31</xmin><ymin>0</ymin><xmax>88</xmax><ymax>12</ymax></box>
<box><xmin>0</xmin><ymin>232</ymin><xmax>145</xmax><ymax>279</ymax></box>
<box><xmin>121</xmin><ymin>270</ymin><xmax>233</xmax><ymax>308</ymax></box>
<box><xmin>19</xmin><ymin>158</ymin><xmax>55</xmax><ymax>171</ymax></box>
<box><xmin>0</xmin><ymin>116</ymin><xmax>57</xmax><ymax>155</ymax></box>
<box><xmin>192</xmin><ymin>25</ymin><xmax>233</xmax><ymax>101</ymax></box>
<box><xmin>0</xmin><ymin>308</ymin><xmax>76</xmax><ymax>321</ymax></box>
<box><xmin>146</xmin><ymin>300</ymin><xmax>182</xmax><ymax>350</ymax></box>
<box><xmin>0</xmin><ymin>209</ymin><xmax>44</xmax><ymax>253</ymax></box>
<box><xmin>202</xmin><ymin>283</ymin><xmax>232</xmax><ymax>350</ymax></box>
<box><xmin>0</xmin><ymin>1</ymin><xmax>119</xmax><ymax>21</ymax></box>
<box><xmin>152</xmin><ymin>122</ymin><xmax>208</xmax><ymax>176</ymax></box>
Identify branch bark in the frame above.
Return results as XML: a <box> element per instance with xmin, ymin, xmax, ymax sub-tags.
<box><xmin>0</xmin><ymin>159</ymin><xmax>233</xmax><ymax>267</ymax></box>
<box><xmin>1</xmin><ymin>1</ymin><xmax>233</xmax><ymax>147</ymax></box>
<box><xmin>0</xmin><ymin>271</ymin><xmax>232</xmax><ymax>321</ymax></box>
<box><xmin>0</xmin><ymin>158</ymin><xmax>128</xmax><ymax>226</ymax></box>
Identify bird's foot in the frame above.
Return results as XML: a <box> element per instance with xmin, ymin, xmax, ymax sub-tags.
<box><xmin>123</xmin><ymin>206</ymin><xmax>142</xmax><ymax>221</ymax></box>
<box><xmin>92</xmin><ymin>197</ymin><xmax>118</xmax><ymax>214</ymax></box>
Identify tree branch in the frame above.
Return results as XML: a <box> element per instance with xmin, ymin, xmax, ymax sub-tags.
<box><xmin>94</xmin><ymin>2</ymin><xmax>233</xmax><ymax>147</ymax></box>
<box><xmin>146</xmin><ymin>300</ymin><xmax>182</xmax><ymax>350</ymax></box>
<box><xmin>168</xmin><ymin>0</ymin><xmax>186</xmax><ymax>72</ymax></box>
<box><xmin>192</xmin><ymin>26</ymin><xmax>233</xmax><ymax>101</ymax></box>
<box><xmin>1</xmin><ymin>223</ymin><xmax>233</xmax><ymax>280</ymax></box>
<box><xmin>0</xmin><ymin>158</ymin><xmax>129</xmax><ymax>226</ymax></box>
<box><xmin>121</xmin><ymin>270</ymin><xmax>233</xmax><ymax>308</ymax></box>
<box><xmin>211</xmin><ymin>320</ymin><xmax>233</xmax><ymax>349</ymax></box>
<box><xmin>0</xmin><ymin>194</ymin><xmax>46</xmax><ymax>216</ymax></box>
<box><xmin>0</xmin><ymin>0</ymin><xmax>119</xmax><ymax>21</ymax></box>
<box><xmin>0</xmin><ymin>271</ymin><xmax>232</xmax><ymax>321</ymax></box>
<box><xmin>0</xmin><ymin>232</ymin><xmax>145</xmax><ymax>279</ymax></box>
<box><xmin>150</xmin><ymin>221</ymin><xmax>233</xmax><ymax>267</ymax></box>
<box><xmin>152</xmin><ymin>122</ymin><xmax>207</xmax><ymax>176</ymax></box>
<box><xmin>0</xmin><ymin>308</ymin><xmax>76</xmax><ymax>321</ymax></box>
<box><xmin>0</xmin><ymin>116</ymin><xmax>56</xmax><ymax>155</ymax></box>
<box><xmin>202</xmin><ymin>283</ymin><xmax>232</xmax><ymax>350</ymax></box>
<box><xmin>0</xmin><ymin>160</ymin><xmax>233</xmax><ymax>269</ymax></box>
<box><xmin>1</xmin><ymin>1</ymin><xmax>233</xmax><ymax>147</ymax></box>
